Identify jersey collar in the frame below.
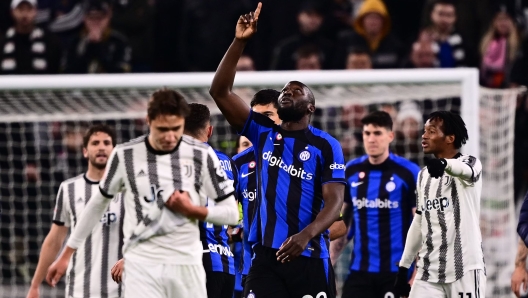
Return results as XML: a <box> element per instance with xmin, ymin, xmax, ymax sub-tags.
<box><xmin>144</xmin><ymin>135</ymin><xmax>182</xmax><ymax>155</ymax></box>
<box><xmin>83</xmin><ymin>174</ymin><xmax>99</xmax><ymax>185</ymax></box>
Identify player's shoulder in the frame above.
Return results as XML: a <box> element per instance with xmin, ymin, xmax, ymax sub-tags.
<box><xmin>457</xmin><ymin>153</ymin><xmax>481</xmax><ymax>167</ymax></box>
<box><xmin>181</xmin><ymin>135</ymin><xmax>210</xmax><ymax>151</ymax></box>
<box><xmin>233</xmin><ymin>147</ymin><xmax>255</xmax><ymax>165</ymax></box>
<box><xmin>389</xmin><ymin>154</ymin><xmax>421</xmax><ymax>173</ymax></box>
<box><xmin>346</xmin><ymin>155</ymin><xmax>368</xmax><ymax>168</ymax></box>
<box><xmin>115</xmin><ymin>135</ymin><xmax>146</xmax><ymax>152</ymax></box>
<box><xmin>306</xmin><ymin>126</ymin><xmax>341</xmax><ymax>151</ymax></box>
<box><xmin>60</xmin><ymin>173</ymin><xmax>85</xmax><ymax>187</ymax></box>
<box><xmin>213</xmin><ymin>148</ymin><xmax>232</xmax><ymax>163</ymax></box>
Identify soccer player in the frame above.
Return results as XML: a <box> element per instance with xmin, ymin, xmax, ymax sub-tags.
<box><xmin>46</xmin><ymin>89</ymin><xmax>239</xmax><ymax>298</ymax></box>
<box><xmin>394</xmin><ymin>111</ymin><xmax>486</xmax><ymax>298</ymax></box>
<box><xmin>513</xmin><ymin>191</ymin><xmax>528</xmax><ymax>297</ymax></box>
<box><xmin>209</xmin><ymin>3</ymin><xmax>346</xmax><ymax>298</ymax></box>
<box><xmin>26</xmin><ymin>124</ymin><xmax>123</xmax><ymax>298</ymax></box>
<box><xmin>183</xmin><ymin>103</ymin><xmax>238</xmax><ymax>298</ymax></box>
<box><xmin>330</xmin><ymin>111</ymin><xmax>420</xmax><ymax>298</ymax></box>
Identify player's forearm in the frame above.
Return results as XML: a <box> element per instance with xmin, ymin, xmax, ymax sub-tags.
<box><xmin>445</xmin><ymin>159</ymin><xmax>474</xmax><ymax>181</ymax></box>
<box><xmin>30</xmin><ymin>236</ymin><xmax>65</xmax><ymax>287</ymax></box>
<box><xmin>66</xmin><ymin>190</ymin><xmax>111</xmax><ymax>249</ymax></box>
<box><xmin>516</xmin><ymin>238</ymin><xmax>528</xmax><ymax>268</ymax></box>
<box><xmin>399</xmin><ymin>215</ymin><xmax>423</xmax><ymax>268</ymax></box>
<box><xmin>329</xmin><ymin>220</ymin><xmax>347</xmax><ymax>241</ymax></box>
<box><xmin>205</xmin><ymin>195</ymin><xmax>239</xmax><ymax>226</ymax></box>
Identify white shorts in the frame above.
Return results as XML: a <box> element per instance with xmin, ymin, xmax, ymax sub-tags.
<box><xmin>123</xmin><ymin>259</ymin><xmax>207</xmax><ymax>298</ymax></box>
<box><xmin>410</xmin><ymin>270</ymin><xmax>486</xmax><ymax>298</ymax></box>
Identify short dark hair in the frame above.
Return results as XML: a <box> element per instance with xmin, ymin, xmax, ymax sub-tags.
<box><xmin>348</xmin><ymin>47</ymin><xmax>371</xmax><ymax>57</ymax></box>
<box><xmin>148</xmin><ymin>88</ymin><xmax>190</xmax><ymax>121</ymax></box>
<box><xmin>432</xmin><ymin>0</ymin><xmax>456</xmax><ymax>9</ymax></box>
<box><xmin>184</xmin><ymin>103</ymin><xmax>211</xmax><ymax>137</ymax></box>
<box><xmin>294</xmin><ymin>44</ymin><xmax>323</xmax><ymax>61</ymax></box>
<box><xmin>427</xmin><ymin>111</ymin><xmax>468</xmax><ymax>149</ymax></box>
<box><xmin>250</xmin><ymin>89</ymin><xmax>280</xmax><ymax>109</ymax></box>
<box><xmin>361</xmin><ymin>111</ymin><xmax>393</xmax><ymax>130</ymax></box>
<box><xmin>83</xmin><ymin>124</ymin><xmax>116</xmax><ymax>148</ymax></box>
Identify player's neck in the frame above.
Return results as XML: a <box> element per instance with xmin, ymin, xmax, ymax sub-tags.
<box><xmin>434</xmin><ymin>149</ymin><xmax>459</xmax><ymax>159</ymax></box>
<box><xmin>281</xmin><ymin>118</ymin><xmax>310</xmax><ymax>131</ymax></box>
<box><xmin>85</xmin><ymin>166</ymin><xmax>105</xmax><ymax>182</ymax></box>
<box><xmin>368</xmin><ymin>150</ymin><xmax>390</xmax><ymax>165</ymax></box>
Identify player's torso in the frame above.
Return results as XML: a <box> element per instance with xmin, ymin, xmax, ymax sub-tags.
<box><xmin>416</xmin><ymin>168</ymin><xmax>484</xmax><ymax>283</ymax></box>
<box><xmin>66</xmin><ymin>181</ymin><xmax>123</xmax><ymax>298</ymax></box>
<box><xmin>346</xmin><ymin>158</ymin><xmax>413</xmax><ymax>272</ymax></box>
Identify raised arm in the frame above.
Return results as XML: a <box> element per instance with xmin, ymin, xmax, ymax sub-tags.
<box><xmin>209</xmin><ymin>3</ymin><xmax>262</xmax><ymax>131</ymax></box>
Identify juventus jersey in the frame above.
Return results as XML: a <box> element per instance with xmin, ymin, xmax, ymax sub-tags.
<box><xmin>53</xmin><ymin>174</ymin><xmax>124</xmax><ymax>298</ymax></box>
<box><xmin>415</xmin><ymin>153</ymin><xmax>485</xmax><ymax>283</ymax></box>
<box><xmin>98</xmin><ymin>135</ymin><xmax>235</xmax><ymax>265</ymax></box>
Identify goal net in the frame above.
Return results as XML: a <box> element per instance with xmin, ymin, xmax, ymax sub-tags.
<box><xmin>0</xmin><ymin>69</ymin><xmax>520</xmax><ymax>298</ymax></box>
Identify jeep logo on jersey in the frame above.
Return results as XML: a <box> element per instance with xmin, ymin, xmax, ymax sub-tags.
<box><xmin>298</xmin><ymin>150</ymin><xmax>311</xmax><ymax>162</ymax></box>
<box><xmin>243</xmin><ymin>189</ymin><xmax>257</xmax><ymax>201</ymax></box>
<box><xmin>329</xmin><ymin>163</ymin><xmax>345</xmax><ymax>170</ymax></box>
<box><xmin>424</xmin><ymin>197</ymin><xmax>450</xmax><ymax>211</ymax></box>
<box><xmin>144</xmin><ymin>184</ymin><xmax>164</xmax><ymax>203</ymax></box>
<box><xmin>100</xmin><ymin>212</ymin><xmax>117</xmax><ymax>225</ymax></box>
<box><xmin>208</xmin><ymin>243</ymin><xmax>234</xmax><ymax>257</ymax></box>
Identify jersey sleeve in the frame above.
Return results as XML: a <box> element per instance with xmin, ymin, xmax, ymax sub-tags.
<box><xmin>406</xmin><ymin>164</ymin><xmax>421</xmax><ymax>209</ymax></box>
<box><xmin>52</xmin><ymin>183</ymin><xmax>70</xmax><ymax>227</ymax></box>
<box><xmin>203</xmin><ymin>147</ymin><xmax>235</xmax><ymax>202</ymax></box>
<box><xmin>99</xmin><ymin>148</ymin><xmax>124</xmax><ymax>198</ymax></box>
<box><xmin>230</xmin><ymin>160</ymin><xmax>239</xmax><ymax>201</ymax></box>
<box><xmin>461</xmin><ymin>155</ymin><xmax>482</xmax><ymax>185</ymax></box>
<box><xmin>321</xmin><ymin>137</ymin><xmax>346</xmax><ymax>184</ymax></box>
<box><xmin>240</xmin><ymin>110</ymin><xmax>275</xmax><ymax>146</ymax></box>
<box><xmin>415</xmin><ymin>170</ymin><xmax>424</xmax><ymax>215</ymax></box>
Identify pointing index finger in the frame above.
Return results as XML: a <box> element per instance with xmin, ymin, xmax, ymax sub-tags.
<box><xmin>254</xmin><ymin>2</ymin><xmax>262</xmax><ymax>20</ymax></box>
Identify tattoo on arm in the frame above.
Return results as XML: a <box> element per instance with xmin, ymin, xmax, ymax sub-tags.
<box><xmin>515</xmin><ymin>239</ymin><xmax>528</xmax><ymax>268</ymax></box>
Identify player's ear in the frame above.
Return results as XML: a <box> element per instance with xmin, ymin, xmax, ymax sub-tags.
<box><xmin>83</xmin><ymin>147</ymin><xmax>88</xmax><ymax>158</ymax></box>
<box><xmin>145</xmin><ymin>115</ymin><xmax>150</xmax><ymax>126</ymax></box>
<box><xmin>388</xmin><ymin>130</ymin><xmax>395</xmax><ymax>142</ymax></box>
<box><xmin>207</xmin><ymin>125</ymin><xmax>213</xmax><ymax>139</ymax></box>
<box><xmin>308</xmin><ymin>103</ymin><xmax>315</xmax><ymax>114</ymax></box>
<box><xmin>445</xmin><ymin>134</ymin><xmax>455</xmax><ymax>145</ymax></box>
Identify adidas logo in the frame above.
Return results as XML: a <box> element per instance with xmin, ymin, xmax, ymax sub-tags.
<box><xmin>137</xmin><ymin>170</ymin><xmax>147</xmax><ymax>177</ymax></box>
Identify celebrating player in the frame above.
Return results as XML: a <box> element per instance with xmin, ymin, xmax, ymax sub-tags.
<box><xmin>27</xmin><ymin>125</ymin><xmax>122</xmax><ymax>298</ymax></box>
<box><xmin>330</xmin><ymin>111</ymin><xmax>420</xmax><ymax>298</ymax></box>
<box><xmin>46</xmin><ymin>89</ymin><xmax>239</xmax><ymax>298</ymax></box>
<box><xmin>394</xmin><ymin>111</ymin><xmax>486</xmax><ymax>298</ymax></box>
<box><xmin>209</xmin><ymin>3</ymin><xmax>345</xmax><ymax>297</ymax></box>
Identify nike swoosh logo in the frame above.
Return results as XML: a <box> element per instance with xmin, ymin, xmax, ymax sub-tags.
<box><xmin>351</xmin><ymin>181</ymin><xmax>364</xmax><ymax>187</ymax></box>
<box><xmin>241</xmin><ymin>171</ymin><xmax>254</xmax><ymax>178</ymax></box>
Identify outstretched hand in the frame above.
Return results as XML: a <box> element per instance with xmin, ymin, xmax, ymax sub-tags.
<box><xmin>235</xmin><ymin>2</ymin><xmax>262</xmax><ymax>40</ymax></box>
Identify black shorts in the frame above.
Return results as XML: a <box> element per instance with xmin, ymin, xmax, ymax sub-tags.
<box><xmin>341</xmin><ymin>270</ymin><xmax>397</xmax><ymax>298</ymax></box>
<box><xmin>206</xmin><ymin>271</ymin><xmax>235</xmax><ymax>298</ymax></box>
<box><xmin>243</xmin><ymin>245</ymin><xmax>336</xmax><ymax>298</ymax></box>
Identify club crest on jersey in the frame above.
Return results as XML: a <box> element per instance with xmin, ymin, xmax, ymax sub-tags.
<box><xmin>385</xmin><ymin>181</ymin><xmax>396</xmax><ymax>192</ymax></box>
<box><xmin>183</xmin><ymin>164</ymin><xmax>193</xmax><ymax>178</ymax></box>
<box><xmin>298</xmin><ymin>150</ymin><xmax>311</xmax><ymax>162</ymax></box>
<box><xmin>249</xmin><ymin>161</ymin><xmax>256</xmax><ymax>169</ymax></box>
<box><xmin>276</xmin><ymin>133</ymin><xmax>282</xmax><ymax>141</ymax></box>
<box><xmin>359</xmin><ymin>172</ymin><xmax>365</xmax><ymax>179</ymax></box>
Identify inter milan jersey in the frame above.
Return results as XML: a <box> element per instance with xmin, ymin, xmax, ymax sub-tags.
<box><xmin>233</xmin><ymin>147</ymin><xmax>258</xmax><ymax>275</ymax></box>
<box><xmin>199</xmin><ymin>148</ymin><xmax>238</xmax><ymax>274</ymax></box>
<box><xmin>242</xmin><ymin>110</ymin><xmax>346</xmax><ymax>258</ymax></box>
<box><xmin>345</xmin><ymin>153</ymin><xmax>420</xmax><ymax>273</ymax></box>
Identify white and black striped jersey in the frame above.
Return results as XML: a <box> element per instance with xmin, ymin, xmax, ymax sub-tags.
<box><xmin>53</xmin><ymin>174</ymin><xmax>124</xmax><ymax>298</ymax></box>
<box><xmin>99</xmin><ymin>135</ymin><xmax>235</xmax><ymax>265</ymax></box>
<box><xmin>415</xmin><ymin>153</ymin><xmax>485</xmax><ymax>283</ymax></box>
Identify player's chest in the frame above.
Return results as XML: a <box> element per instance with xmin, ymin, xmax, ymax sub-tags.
<box><xmin>419</xmin><ymin>174</ymin><xmax>457</xmax><ymax>213</ymax></box>
<box><xmin>348</xmin><ymin>170</ymin><xmax>404</xmax><ymax>210</ymax></box>
<box><xmin>239</xmin><ymin>163</ymin><xmax>257</xmax><ymax>204</ymax></box>
<box><xmin>71</xmin><ymin>188</ymin><xmax>123</xmax><ymax>227</ymax></box>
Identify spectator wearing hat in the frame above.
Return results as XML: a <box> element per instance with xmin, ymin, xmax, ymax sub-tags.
<box><xmin>394</xmin><ymin>101</ymin><xmax>423</xmax><ymax>165</ymax></box>
<box><xmin>0</xmin><ymin>0</ymin><xmax>61</xmax><ymax>74</ymax></box>
<box><xmin>63</xmin><ymin>0</ymin><xmax>131</xmax><ymax>73</ymax></box>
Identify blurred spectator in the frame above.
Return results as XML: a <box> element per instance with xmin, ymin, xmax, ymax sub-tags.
<box><xmin>236</xmin><ymin>54</ymin><xmax>256</xmax><ymax>71</ymax></box>
<box><xmin>40</xmin><ymin>0</ymin><xmax>85</xmax><ymax>48</ymax></box>
<box><xmin>111</xmin><ymin>0</ymin><xmax>155</xmax><ymax>72</ymax></box>
<box><xmin>295</xmin><ymin>44</ymin><xmax>323</xmax><ymax>70</ymax></box>
<box><xmin>384</xmin><ymin>0</ymin><xmax>425</xmax><ymax>50</ymax></box>
<box><xmin>63</xmin><ymin>0</ymin><xmax>132</xmax><ymax>73</ymax></box>
<box><xmin>403</xmin><ymin>38</ymin><xmax>438</xmax><ymax>68</ymax></box>
<box><xmin>346</xmin><ymin>47</ymin><xmax>373</xmax><ymax>69</ymax></box>
<box><xmin>0</xmin><ymin>0</ymin><xmax>61</xmax><ymax>75</ymax></box>
<box><xmin>179</xmin><ymin>0</ymin><xmax>251</xmax><ymax>71</ymax></box>
<box><xmin>394</xmin><ymin>101</ymin><xmax>422</xmax><ymax>165</ymax></box>
<box><xmin>319</xmin><ymin>0</ymin><xmax>354</xmax><ymax>41</ymax></box>
<box><xmin>422</xmin><ymin>0</ymin><xmax>466</xmax><ymax>67</ymax></box>
<box><xmin>0</xmin><ymin>0</ymin><xmax>13</xmax><ymax>33</ymax></box>
<box><xmin>334</xmin><ymin>0</ymin><xmax>403</xmax><ymax>69</ymax></box>
<box><xmin>270</xmin><ymin>1</ymin><xmax>334</xmax><ymax>70</ymax></box>
<box><xmin>480</xmin><ymin>11</ymin><xmax>519</xmax><ymax>88</ymax></box>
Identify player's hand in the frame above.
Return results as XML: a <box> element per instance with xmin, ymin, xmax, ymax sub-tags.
<box><xmin>276</xmin><ymin>231</ymin><xmax>311</xmax><ymax>263</ymax></box>
<box><xmin>512</xmin><ymin>266</ymin><xmax>528</xmax><ymax>297</ymax></box>
<box><xmin>235</xmin><ymin>2</ymin><xmax>262</xmax><ymax>40</ymax></box>
<box><xmin>426</xmin><ymin>158</ymin><xmax>447</xmax><ymax>178</ymax></box>
<box><xmin>165</xmin><ymin>190</ymin><xmax>194</xmax><ymax>216</ymax></box>
<box><xmin>393</xmin><ymin>267</ymin><xmax>411</xmax><ymax>298</ymax></box>
<box><xmin>26</xmin><ymin>286</ymin><xmax>39</xmax><ymax>298</ymax></box>
<box><xmin>111</xmin><ymin>258</ymin><xmax>124</xmax><ymax>283</ymax></box>
<box><xmin>46</xmin><ymin>257</ymin><xmax>69</xmax><ymax>287</ymax></box>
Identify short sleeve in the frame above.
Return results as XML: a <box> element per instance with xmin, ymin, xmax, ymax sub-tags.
<box><xmin>321</xmin><ymin>138</ymin><xmax>346</xmax><ymax>184</ymax></box>
<box><xmin>52</xmin><ymin>183</ymin><xmax>70</xmax><ymax>227</ymax></box>
<box><xmin>240</xmin><ymin>110</ymin><xmax>275</xmax><ymax>146</ymax></box>
<box><xmin>99</xmin><ymin>148</ymin><xmax>124</xmax><ymax>198</ymax></box>
<box><xmin>203</xmin><ymin>147</ymin><xmax>235</xmax><ymax>202</ymax></box>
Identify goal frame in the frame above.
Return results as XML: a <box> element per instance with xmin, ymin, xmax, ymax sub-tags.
<box><xmin>0</xmin><ymin>68</ymin><xmax>480</xmax><ymax>157</ymax></box>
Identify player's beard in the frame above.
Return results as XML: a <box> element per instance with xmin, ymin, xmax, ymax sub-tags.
<box><xmin>277</xmin><ymin>102</ymin><xmax>307</xmax><ymax>123</ymax></box>
<box><xmin>89</xmin><ymin>157</ymin><xmax>107</xmax><ymax>170</ymax></box>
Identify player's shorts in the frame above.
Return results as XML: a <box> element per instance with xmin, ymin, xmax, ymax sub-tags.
<box><xmin>206</xmin><ymin>271</ymin><xmax>235</xmax><ymax>298</ymax></box>
<box><xmin>341</xmin><ymin>270</ymin><xmax>397</xmax><ymax>298</ymax></box>
<box><xmin>410</xmin><ymin>269</ymin><xmax>486</xmax><ymax>298</ymax></box>
<box><xmin>123</xmin><ymin>258</ymin><xmax>207</xmax><ymax>298</ymax></box>
<box><xmin>243</xmin><ymin>244</ymin><xmax>336</xmax><ymax>298</ymax></box>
